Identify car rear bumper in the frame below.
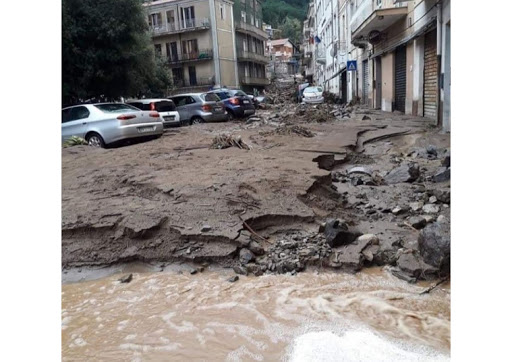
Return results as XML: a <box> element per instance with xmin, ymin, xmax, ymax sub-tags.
<box><xmin>303</xmin><ymin>97</ymin><xmax>324</xmax><ymax>104</ymax></box>
<box><xmin>232</xmin><ymin>106</ymin><xmax>255</xmax><ymax>117</ymax></box>
<box><xmin>106</xmin><ymin>122</ymin><xmax>164</xmax><ymax>143</ymax></box>
<box><xmin>203</xmin><ymin>112</ymin><xmax>229</xmax><ymax>122</ymax></box>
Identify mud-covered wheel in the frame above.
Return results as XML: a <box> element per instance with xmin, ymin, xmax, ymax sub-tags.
<box><xmin>226</xmin><ymin>111</ymin><xmax>234</xmax><ymax>122</ymax></box>
<box><xmin>86</xmin><ymin>132</ymin><xmax>105</xmax><ymax>148</ymax></box>
<box><xmin>190</xmin><ymin>117</ymin><xmax>203</xmax><ymax>125</ymax></box>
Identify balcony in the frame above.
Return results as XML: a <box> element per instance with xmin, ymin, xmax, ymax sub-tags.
<box><xmin>150</xmin><ymin>18</ymin><xmax>210</xmax><ymax>37</ymax></box>
<box><xmin>166</xmin><ymin>49</ymin><xmax>213</xmax><ymax>64</ymax></box>
<box><xmin>236</xmin><ymin>50</ymin><xmax>269</xmax><ymax>64</ymax></box>
<box><xmin>239</xmin><ymin>75</ymin><xmax>270</xmax><ymax>86</ymax></box>
<box><xmin>172</xmin><ymin>77</ymin><xmax>213</xmax><ymax>88</ymax></box>
<box><xmin>351</xmin><ymin>0</ymin><xmax>408</xmax><ymax>42</ymax></box>
<box><xmin>235</xmin><ymin>20</ymin><xmax>268</xmax><ymax>40</ymax></box>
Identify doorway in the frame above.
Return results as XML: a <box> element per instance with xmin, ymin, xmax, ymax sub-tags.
<box><xmin>188</xmin><ymin>66</ymin><xmax>197</xmax><ymax>86</ymax></box>
<box><xmin>375</xmin><ymin>56</ymin><xmax>382</xmax><ymax>109</ymax></box>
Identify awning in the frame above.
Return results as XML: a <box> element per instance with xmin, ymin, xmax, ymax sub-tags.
<box><xmin>352</xmin><ymin>6</ymin><xmax>408</xmax><ymax>40</ymax></box>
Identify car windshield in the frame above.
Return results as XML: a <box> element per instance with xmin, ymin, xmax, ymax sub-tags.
<box><xmin>215</xmin><ymin>92</ymin><xmax>231</xmax><ymax>100</ymax></box>
<box><xmin>95</xmin><ymin>103</ymin><xmax>140</xmax><ymax>113</ymax></box>
<box><xmin>201</xmin><ymin>93</ymin><xmax>221</xmax><ymax>102</ymax></box>
<box><xmin>304</xmin><ymin>87</ymin><xmax>322</xmax><ymax>93</ymax></box>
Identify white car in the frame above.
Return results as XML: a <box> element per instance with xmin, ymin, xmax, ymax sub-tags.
<box><xmin>62</xmin><ymin>103</ymin><xmax>164</xmax><ymax>147</ymax></box>
<box><xmin>302</xmin><ymin>86</ymin><xmax>324</xmax><ymax>104</ymax></box>
<box><xmin>126</xmin><ymin>99</ymin><xmax>181</xmax><ymax>127</ymax></box>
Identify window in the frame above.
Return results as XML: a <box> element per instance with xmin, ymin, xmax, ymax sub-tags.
<box><xmin>250</xmin><ymin>14</ymin><xmax>254</xmax><ymax>25</ymax></box>
<box><xmin>181</xmin><ymin>6</ymin><xmax>195</xmax><ymax>28</ymax></box>
<box><xmin>94</xmin><ymin>104</ymin><xmax>139</xmax><ymax>113</ymax></box>
<box><xmin>202</xmin><ymin>93</ymin><xmax>221</xmax><ymax>102</ymax></box>
<box><xmin>256</xmin><ymin>18</ymin><xmax>260</xmax><ymax>28</ymax></box>
<box><xmin>185</xmin><ymin>96</ymin><xmax>196</xmax><ymax>105</ymax></box>
<box><xmin>220</xmin><ymin>4</ymin><xmax>225</xmax><ymax>20</ymax></box>
<box><xmin>154</xmin><ymin>44</ymin><xmax>162</xmax><ymax>57</ymax></box>
<box><xmin>166</xmin><ymin>10</ymin><xmax>176</xmax><ymax>30</ymax></box>
<box><xmin>376</xmin><ymin>0</ymin><xmax>382</xmax><ymax>8</ymax></box>
<box><xmin>154</xmin><ymin>101</ymin><xmax>176</xmax><ymax>112</ymax></box>
<box><xmin>172</xmin><ymin>96</ymin><xmax>187</xmax><ymax>107</ymax></box>
<box><xmin>243</xmin><ymin>39</ymin><xmax>247</xmax><ymax>51</ymax></box>
<box><xmin>241</xmin><ymin>11</ymin><xmax>246</xmax><ymax>23</ymax></box>
<box><xmin>148</xmin><ymin>13</ymin><xmax>162</xmax><ymax>28</ymax></box>
<box><xmin>64</xmin><ymin>106</ymin><xmax>90</xmax><ymax>122</ymax></box>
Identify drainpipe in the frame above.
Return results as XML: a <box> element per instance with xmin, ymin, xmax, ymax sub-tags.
<box><xmin>209</xmin><ymin>0</ymin><xmax>221</xmax><ymax>87</ymax></box>
<box><xmin>436</xmin><ymin>0</ymin><xmax>443</xmax><ymax>127</ymax></box>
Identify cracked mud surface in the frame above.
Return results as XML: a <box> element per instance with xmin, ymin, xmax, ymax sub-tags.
<box><xmin>62</xmin><ymin>107</ymin><xmax>449</xmax><ymax>279</ymax></box>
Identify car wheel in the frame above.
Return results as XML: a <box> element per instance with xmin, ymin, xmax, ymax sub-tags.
<box><xmin>226</xmin><ymin>111</ymin><xmax>234</xmax><ymax>122</ymax></box>
<box><xmin>86</xmin><ymin>132</ymin><xmax>105</xmax><ymax>148</ymax></box>
<box><xmin>190</xmin><ymin>117</ymin><xmax>203</xmax><ymax>125</ymax></box>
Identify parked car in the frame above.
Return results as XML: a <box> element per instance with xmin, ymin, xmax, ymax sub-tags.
<box><xmin>302</xmin><ymin>86</ymin><xmax>324</xmax><ymax>104</ymax></box>
<box><xmin>125</xmin><ymin>98</ymin><xmax>181</xmax><ymax>127</ymax></box>
<box><xmin>207</xmin><ymin>88</ymin><xmax>255</xmax><ymax>120</ymax></box>
<box><xmin>169</xmin><ymin>93</ymin><xmax>228</xmax><ymax>124</ymax></box>
<box><xmin>62</xmin><ymin>103</ymin><xmax>164</xmax><ymax>147</ymax></box>
<box><xmin>297</xmin><ymin>83</ymin><xmax>310</xmax><ymax>103</ymax></box>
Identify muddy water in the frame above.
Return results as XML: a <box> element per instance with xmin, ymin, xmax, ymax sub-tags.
<box><xmin>62</xmin><ymin>267</ymin><xmax>450</xmax><ymax>361</ymax></box>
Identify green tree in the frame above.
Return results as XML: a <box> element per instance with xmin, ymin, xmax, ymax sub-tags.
<box><xmin>281</xmin><ymin>16</ymin><xmax>302</xmax><ymax>45</ymax></box>
<box><xmin>62</xmin><ymin>0</ymin><xmax>171</xmax><ymax>105</ymax></box>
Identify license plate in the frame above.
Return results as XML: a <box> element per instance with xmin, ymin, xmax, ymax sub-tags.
<box><xmin>138</xmin><ymin>126</ymin><xmax>155</xmax><ymax>133</ymax></box>
<box><xmin>243</xmin><ymin>100</ymin><xmax>250</xmax><ymax>104</ymax></box>
<box><xmin>214</xmin><ymin>107</ymin><xmax>222</xmax><ymax>112</ymax></box>
<box><xmin>244</xmin><ymin>110</ymin><xmax>253</xmax><ymax>114</ymax></box>
<box><xmin>163</xmin><ymin>116</ymin><xmax>175</xmax><ymax>121</ymax></box>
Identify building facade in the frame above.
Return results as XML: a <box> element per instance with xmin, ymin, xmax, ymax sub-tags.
<box><xmin>144</xmin><ymin>0</ymin><xmax>238</xmax><ymax>94</ymax></box>
<box><xmin>304</xmin><ymin>0</ymin><xmax>450</xmax><ymax>132</ymax></box>
<box><xmin>233</xmin><ymin>0</ymin><xmax>270</xmax><ymax>92</ymax></box>
<box><xmin>268</xmin><ymin>38</ymin><xmax>300</xmax><ymax>76</ymax></box>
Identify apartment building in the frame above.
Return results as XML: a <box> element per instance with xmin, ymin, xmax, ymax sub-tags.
<box><xmin>144</xmin><ymin>0</ymin><xmax>238</xmax><ymax>93</ymax></box>
<box><xmin>305</xmin><ymin>0</ymin><xmax>450</xmax><ymax>132</ymax></box>
<box><xmin>233</xmin><ymin>0</ymin><xmax>270</xmax><ymax>92</ymax></box>
<box><xmin>269</xmin><ymin>38</ymin><xmax>300</xmax><ymax>76</ymax></box>
<box><xmin>301</xmin><ymin>2</ymin><xmax>316</xmax><ymax>84</ymax></box>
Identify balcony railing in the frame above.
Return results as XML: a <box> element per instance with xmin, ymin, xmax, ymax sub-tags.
<box><xmin>150</xmin><ymin>18</ymin><xmax>210</xmax><ymax>37</ymax></box>
<box><xmin>239</xmin><ymin>75</ymin><xmax>270</xmax><ymax>86</ymax></box>
<box><xmin>166</xmin><ymin>49</ymin><xmax>213</xmax><ymax>64</ymax></box>
<box><xmin>236</xmin><ymin>49</ymin><xmax>269</xmax><ymax>63</ymax></box>
<box><xmin>172</xmin><ymin>77</ymin><xmax>213</xmax><ymax>88</ymax></box>
<box><xmin>234</xmin><ymin>20</ymin><xmax>268</xmax><ymax>40</ymax></box>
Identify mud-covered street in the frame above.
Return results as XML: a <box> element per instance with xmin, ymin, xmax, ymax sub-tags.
<box><xmin>62</xmin><ymin>78</ymin><xmax>450</xmax><ymax>284</ymax></box>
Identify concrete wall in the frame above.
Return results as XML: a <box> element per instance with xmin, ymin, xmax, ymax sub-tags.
<box><xmin>381</xmin><ymin>52</ymin><xmax>394</xmax><ymax>112</ymax></box>
<box><xmin>219</xmin><ymin>59</ymin><xmax>237</xmax><ymax>87</ymax></box>
<box><xmin>412</xmin><ymin>35</ymin><xmax>425</xmax><ymax>116</ymax></box>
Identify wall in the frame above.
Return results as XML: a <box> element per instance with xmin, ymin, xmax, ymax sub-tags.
<box><xmin>405</xmin><ymin>41</ymin><xmax>414</xmax><ymax>114</ymax></box>
<box><xmin>381</xmin><ymin>52</ymin><xmax>394</xmax><ymax>112</ymax></box>
<box><xmin>412</xmin><ymin>35</ymin><xmax>425</xmax><ymax>116</ymax></box>
<box><xmin>441</xmin><ymin>0</ymin><xmax>450</xmax><ymax>132</ymax></box>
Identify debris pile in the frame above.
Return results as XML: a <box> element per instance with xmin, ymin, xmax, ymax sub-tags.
<box><xmin>210</xmin><ymin>134</ymin><xmax>251</xmax><ymax>150</ymax></box>
<box><xmin>260</xmin><ymin>125</ymin><xmax>315</xmax><ymax>138</ymax></box>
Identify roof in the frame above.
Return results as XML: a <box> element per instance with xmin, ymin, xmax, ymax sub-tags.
<box><xmin>270</xmin><ymin>38</ymin><xmax>291</xmax><ymax>47</ymax></box>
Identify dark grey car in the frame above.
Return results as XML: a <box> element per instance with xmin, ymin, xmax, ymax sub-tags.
<box><xmin>169</xmin><ymin>93</ymin><xmax>228</xmax><ymax>124</ymax></box>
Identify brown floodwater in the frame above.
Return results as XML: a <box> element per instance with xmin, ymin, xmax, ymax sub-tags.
<box><xmin>62</xmin><ymin>266</ymin><xmax>450</xmax><ymax>361</ymax></box>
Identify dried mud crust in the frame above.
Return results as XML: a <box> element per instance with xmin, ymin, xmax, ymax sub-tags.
<box><xmin>62</xmin><ymin>107</ymin><xmax>448</xmax><ymax>277</ymax></box>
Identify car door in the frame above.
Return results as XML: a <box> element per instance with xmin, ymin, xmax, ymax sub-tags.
<box><xmin>185</xmin><ymin>96</ymin><xmax>197</xmax><ymax>117</ymax></box>
<box><xmin>172</xmin><ymin>96</ymin><xmax>189</xmax><ymax>121</ymax></box>
<box><xmin>62</xmin><ymin>106</ymin><xmax>91</xmax><ymax>142</ymax></box>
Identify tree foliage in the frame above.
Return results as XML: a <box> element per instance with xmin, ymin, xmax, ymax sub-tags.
<box><xmin>62</xmin><ymin>0</ymin><xmax>171</xmax><ymax>105</ymax></box>
<box><xmin>281</xmin><ymin>17</ymin><xmax>303</xmax><ymax>45</ymax></box>
<box><xmin>262</xmin><ymin>0</ymin><xmax>308</xmax><ymax>31</ymax></box>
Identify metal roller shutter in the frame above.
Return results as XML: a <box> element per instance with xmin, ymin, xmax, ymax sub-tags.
<box><xmin>394</xmin><ymin>46</ymin><xmax>406</xmax><ymax>112</ymax></box>
<box><xmin>362</xmin><ymin>60</ymin><xmax>369</xmax><ymax>105</ymax></box>
<box><xmin>424</xmin><ymin>30</ymin><xmax>438</xmax><ymax>119</ymax></box>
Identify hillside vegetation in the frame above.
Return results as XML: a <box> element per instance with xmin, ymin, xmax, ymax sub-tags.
<box><xmin>262</xmin><ymin>0</ymin><xmax>308</xmax><ymax>44</ymax></box>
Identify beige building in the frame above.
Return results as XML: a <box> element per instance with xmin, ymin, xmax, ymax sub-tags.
<box><xmin>144</xmin><ymin>0</ymin><xmax>238</xmax><ymax>93</ymax></box>
<box><xmin>233</xmin><ymin>0</ymin><xmax>270</xmax><ymax>92</ymax></box>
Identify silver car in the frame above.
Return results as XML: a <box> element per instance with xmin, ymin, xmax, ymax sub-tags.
<box><xmin>170</xmin><ymin>92</ymin><xmax>228</xmax><ymax>124</ymax></box>
<box><xmin>62</xmin><ymin>103</ymin><xmax>164</xmax><ymax>147</ymax></box>
<box><xmin>302</xmin><ymin>86</ymin><xmax>325</xmax><ymax>104</ymax></box>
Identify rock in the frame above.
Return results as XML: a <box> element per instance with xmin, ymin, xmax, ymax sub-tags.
<box><xmin>328</xmin><ymin>234</ymin><xmax>377</xmax><ymax>271</ymax></box>
<box><xmin>227</xmin><ymin>275</ymin><xmax>239</xmax><ymax>283</ymax></box>
<box><xmin>362</xmin><ymin>244</ymin><xmax>379</xmax><ymax>262</ymax></box>
<box><xmin>356</xmin><ymin>234</ymin><xmax>380</xmax><ymax>245</ymax></box>
<box><xmin>348</xmin><ymin>166</ymin><xmax>373</xmax><ymax>176</ymax></box>
<box><xmin>246</xmin><ymin>117</ymin><xmax>261</xmax><ymax>124</ymax></box>
<box><xmin>384</xmin><ymin>163</ymin><xmax>420</xmax><ymax>184</ymax></box>
<box><xmin>362</xmin><ymin>115</ymin><xmax>371</xmax><ymax>120</ymax></box>
<box><xmin>324</xmin><ymin>219</ymin><xmax>361</xmax><ymax>247</ymax></box>
<box><xmin>118</xmin><ymin>274</ymin><xmax>133</xmax><ymax>283</ymax></box>
<box><xmin>396</xmin><ymin>253</ymin><xmax>438</xmax><ymax>280</ymax></box>
<box><xmin>441</xmin><ymin>153</ymin><xmax>450</xmax><ymax>167</ymax></box>
<box><xmin>249</xmin><ymin>241</ymin><xmax>265</xmax><ymax>255</ymax></box>
<box><xmin>351</xmin><ymin>177</ymin><xmax>363</xmax><ymax>186</ymax></box>
<box><xmin>431</xmin><ymin>188</ymin><xmax>450</xmax><ymax>204</ymax></box>
<box><xmin>429</xmin><ymin>196</ymin><xmax>438</xmax><ymax>204</ymax></box>
<box><xmin>201</xmin><ymin>225</ymin><xmax>212</xmax><ymax>232</ymax></box>
<box><xmin>197</xmin><ymin>266</ymin><xmax>205</xmax><ymax>273</ymax></box>
<box><xmin>373</xmin><ymin>239</ymin><xmax>399</xmax><ymax>266</ymax></box>
<box><xmin>392</xmin><ymin>206</ymin><xmax>404</xmax><ymax>215</ymax></box>
<box><xmin>433</xmin><ymin>167</ymin><xmax>450</xmax><ymax>183</ymax></box>
<box><xmin>390</xmin><ymin>267</ymin><xmax>417</xmax><ymax>283</ymax></box>
<box><xmin>409</xmin><ymin>216</ymin><xmax>427</xmax><ymax>229</ymax></box>
<box><xmin>239</xmin><ymin>248</ymin><xmax>255</xmax><ymax>264</ymax></box>
<box><xmin>423</xmin><ymin>215</ymin><xmax>435</xmax><ymax>223</ymax></box>
<box><xmin>422</xmin><ymin>204</ymin><xmax>440</xmax><ymax>214</ymax></box>
<box><xmin>437</xmin><ymin>215</ymin><xmax>447</xmax><ymax>223</ymax></box>
<box><xmin>409</xmin><ymin>201</ymin><xmax>424</xmax><ymax>212</ymax></box>
<box><xmin>418</xmin><ymin>222</ymin><xmax>450</xmax><ymax>274</ymax></box>
<box><xmin>426</xmin><ymin>145</ymin><xmax>437</xmax><ymax>156</ymax></box>
<box><xmin>190</xmin><ymin>269</ymin><xmax>198</xmax><ymax>275</ymax></box>
<box><xmin>233</xmin><ymin>265</ymin><xmax>249</xmax><ymax>275</ymax></box>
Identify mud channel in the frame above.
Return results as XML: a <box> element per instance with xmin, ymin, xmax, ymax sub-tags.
<box><xmin>62</xmin><ymin>267</ymin><xmax>450</xmax><ymax>361</ymax></box>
